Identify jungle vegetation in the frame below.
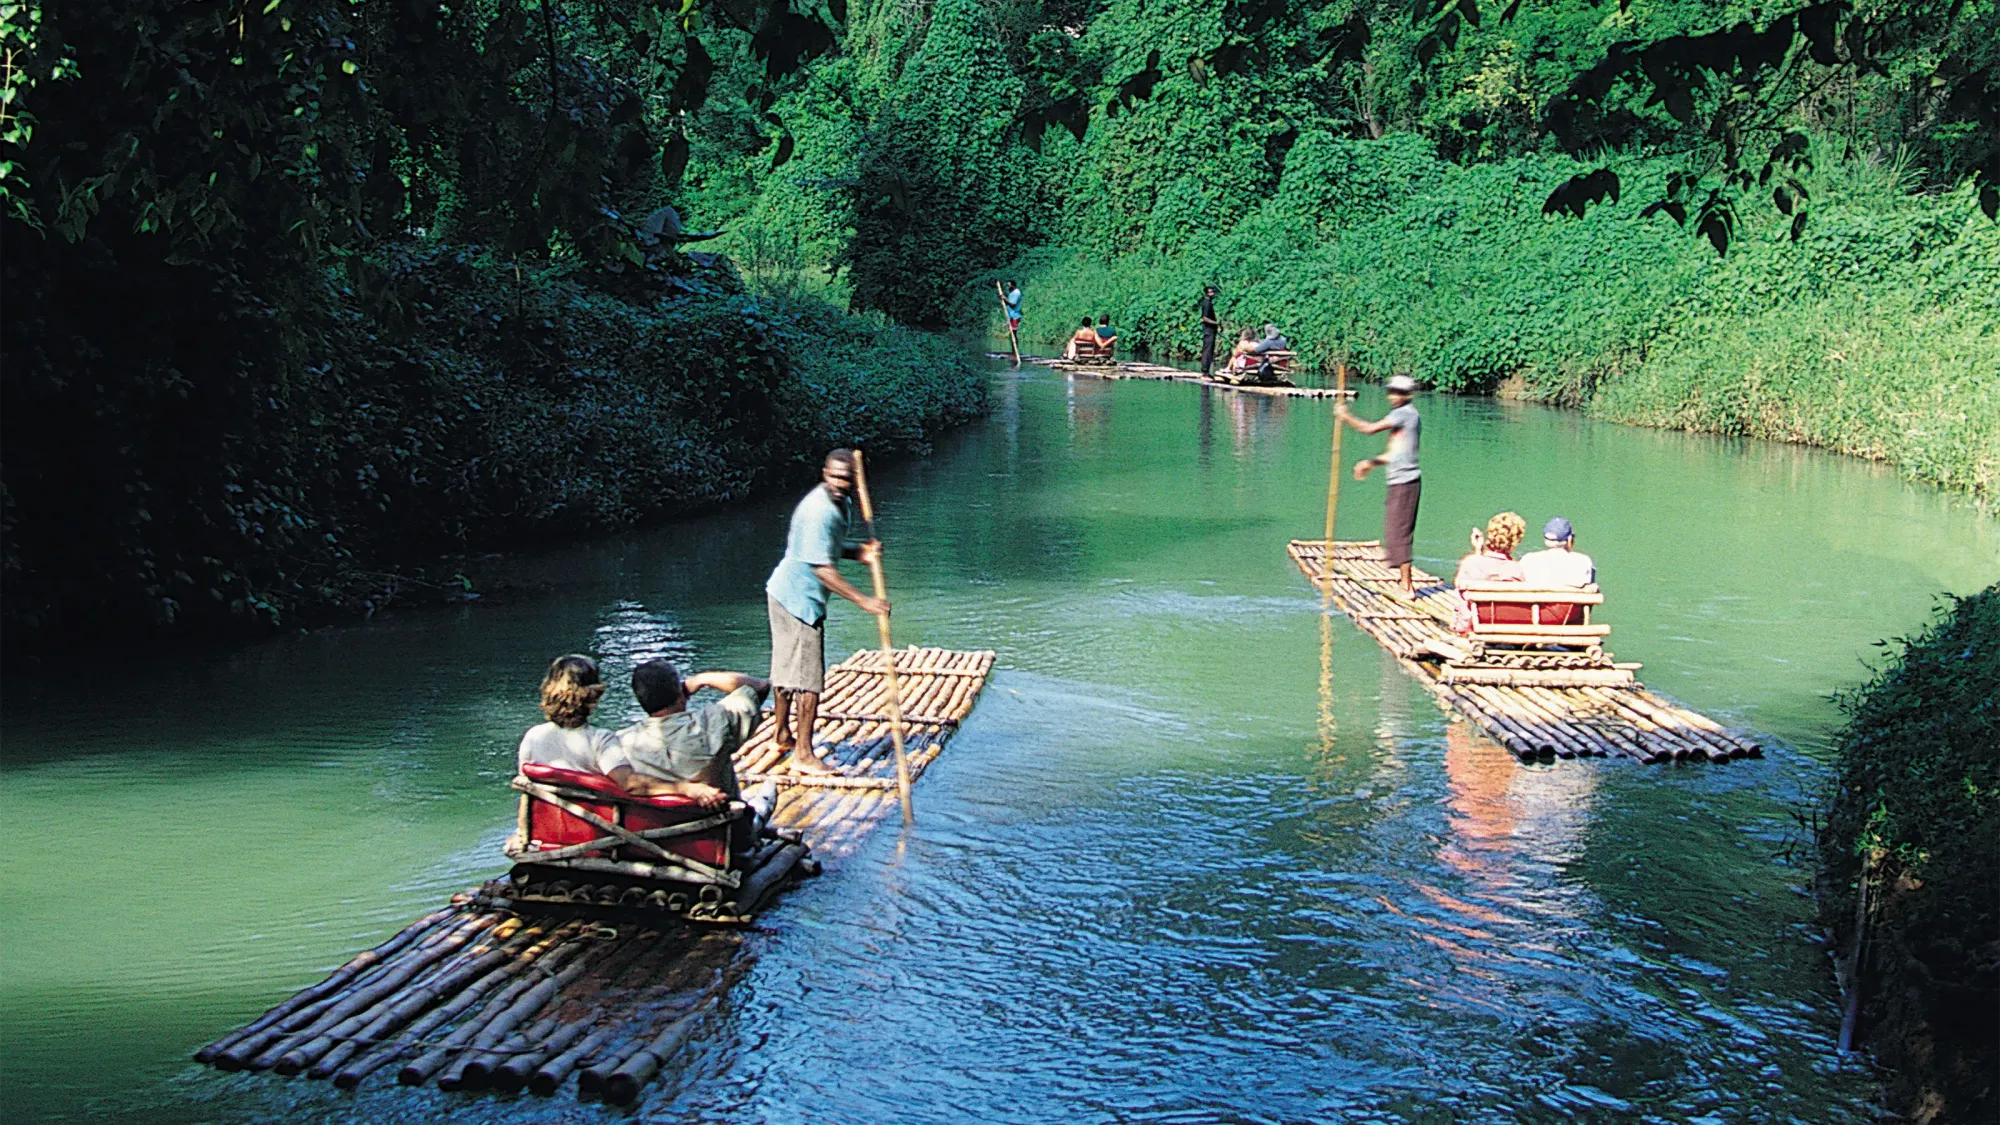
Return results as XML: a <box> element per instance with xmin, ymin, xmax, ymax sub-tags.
<box><xmin>0</xmin><ymin>0</ymin><xmax>983</xmax><ymax>648</ymax></box>
<box><xmin>678</xmin><ymin>0</ymin><xmax>1997</xmax><ymax>498</ymax></box>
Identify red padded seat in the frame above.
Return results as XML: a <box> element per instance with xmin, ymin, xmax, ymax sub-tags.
<box><xmin>1475</xmin><ymin>602</ymin><xmax>1578</xmax><ymax>626</ymax></box>
<box><xmin>518</xmin><ymin>763</ymin><xmax>729</xmax><ymax>867</ymax></box>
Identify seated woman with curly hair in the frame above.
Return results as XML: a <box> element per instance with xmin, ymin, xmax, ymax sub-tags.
<box><xmin>517</xmin><ymin>654</ymin><xmax>620</xmax><ymax>773</ymax></box>
<box><xmin>1451</xmin><ymin>512</ymin><xmax>1528</xmax><ymax>635</ymax></box>
<box><xmin>1455</xmin><ymin>511</ymin><xmax>1529</xmax><ymax>587</ymax></box>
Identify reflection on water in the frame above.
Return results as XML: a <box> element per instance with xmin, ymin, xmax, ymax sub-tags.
<box><xmin>3</xmin><ymin>361</ymin><xmax>1995</xmax><ymax>1123</ymax></box>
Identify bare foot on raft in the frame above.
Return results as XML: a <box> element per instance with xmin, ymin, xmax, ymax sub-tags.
<box><xmin>788</xmin><ymin>751</ymin><xmax>836</xmax><ymax>776</ymax></box>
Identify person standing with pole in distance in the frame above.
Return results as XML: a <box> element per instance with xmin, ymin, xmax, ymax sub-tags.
<box><xmin>997</xmin><ymin>280</ymin><xmax>1023</xmax><ymax>366</ymax></box>
<box><xmin>1197</xmin><ymin>285</ymin><xmax>1221</xmax><ymax>377</ymax></box>
<box><xmin>1336</xmin><ymin>374</ymin><xmax>1422</xmax><ymax>596</ymax></box>
<box><xmin>766</xmin><ymin>449</ymin><xmax>887</xmax><ymax>775</ymax></box>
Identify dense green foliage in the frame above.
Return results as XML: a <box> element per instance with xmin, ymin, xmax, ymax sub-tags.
<box><xmin>2</xmin><ymin>236</ymin><xmax>982</xmax><ymax>643</ymax></box>
<box><xmin>691</xmin><ymin>0</ymin><xmax>1995</xmax><ymax>310</ymax></box>
<box><xmin>988</xmin><ymin>136</ymin><xmax>2000</xmax><ymax>498</ymax></box>
<box><xmin>683</xmin><ymin>0</ymin><xmax>1994</xmax><ymax>497</ymax></box>
<box><xmin>0</xmin><ymin>0</ymin><xmax>982</xmax><ymax>650</ymax></box>
<box><xmin>1819</xmin><ymin>587</ymin><xmax>1999</xmax><ymax>1124</ymax></box>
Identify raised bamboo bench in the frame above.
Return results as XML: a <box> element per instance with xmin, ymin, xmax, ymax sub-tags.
<box><xmin>194</xmin><ymin>645</ymin><xmax>996</xmax><ymax>1104</ymax></box>
<box><xmin>1291</xmin><ymin>540</ymin><xmax>1759</xmax><ymax>764</ymax></box>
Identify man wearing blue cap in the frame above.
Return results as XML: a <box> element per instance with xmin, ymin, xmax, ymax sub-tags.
<box><xmin>1520</xmin><ymin>517</ymin><xmax>1595</xmax><ymax>587</ymax></box>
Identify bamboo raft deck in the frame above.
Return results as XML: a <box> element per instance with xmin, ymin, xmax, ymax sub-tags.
<box><xmin>1293</xmin><ymin>541</ymin><xmax>1759</xmax><ymax>764</ymax></box>
<box><xmin>988</xmin><ymin>352</ymin><xmax>1353</xmax><ymax>398</ymax></box>
<box><xmin>195</xmin><ymin>646</ymin><xmax>993</xmax><ymax>1105</ymax></box>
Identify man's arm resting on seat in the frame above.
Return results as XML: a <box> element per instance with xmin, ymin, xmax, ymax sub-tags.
<box><xmin>608</xmin><ymin>766</ymin><xmax>728</xmax><ymax>808</ymax></box>
<box><xmin>682</xmin><ymin>671</ymin><xmax>771</xmax><ymax>704</ymax></box>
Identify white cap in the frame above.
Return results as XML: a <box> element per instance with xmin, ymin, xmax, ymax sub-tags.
<box><xmin>1385</xmin><ymin>375</ymin><xmax>1419</xmax><ymax>393</ymax></box>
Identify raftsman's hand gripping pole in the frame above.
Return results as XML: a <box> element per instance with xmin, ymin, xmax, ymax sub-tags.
<box><xmin>851</xmin><ymin>451</ymin><xmax>915</xmax><ymax>826</ymax></box>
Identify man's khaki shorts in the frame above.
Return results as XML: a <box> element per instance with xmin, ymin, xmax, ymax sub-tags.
<box><xmin>768</xmin><ymin>595</ymin><xmax>826</xmax><ymax>692</ymax></box>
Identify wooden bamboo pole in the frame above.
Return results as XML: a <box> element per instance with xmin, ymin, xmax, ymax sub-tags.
<box><xmin>194</xmin><ymin>907</ymin><xmax>457</xmax><ymax>1064</ymax></box>
<box><xmin>239</xmin><ymin>914</ymin><xmax>519</xmax><ymax>1071</ymax></box>
<box><xmin>850</xmin><ymin>451</ymin><xmax>914</xmax><ymax>826</ymax></box>
<box><xmin>1324</xmin><ymin>361</ymin><xmax>1348</xmax><ymax>547</ymax></box>
<box><xmin>602</xmin><ymin>1008</ymin><xmax>703</xmax><ymax>1106</ymax></box>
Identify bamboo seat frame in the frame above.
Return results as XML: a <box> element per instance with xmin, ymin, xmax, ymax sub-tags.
<box><xmin>1067</xmin><ymin>336</ymin><xmax>1116</xmax><ymax>364</ymax></box>
<box><xmin>1216</xmin><ymin>349</ymin><xmax>1296</xmax><ymax>386</ymax></box>
<box><xmin>504</xmin><ymin>775</ymin><xmax>747</xmax><ymax>890</ymax></box>
<box><xmin>1458</xmin><ymin>583</ymin><xmax>1609</xmax><ymax>658</ymax></box>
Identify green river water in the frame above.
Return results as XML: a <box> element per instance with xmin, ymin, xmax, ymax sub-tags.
<box><xmin>2</xmin><ymin>362</ymin><xmax>1994</xmax><ymax>1123</ymax></box>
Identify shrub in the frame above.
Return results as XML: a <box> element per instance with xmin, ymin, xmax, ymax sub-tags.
<box><xmin>1818</xmin><ymin>587</ymin><xmax>2000</xmax><ymax>1124</ymax></box>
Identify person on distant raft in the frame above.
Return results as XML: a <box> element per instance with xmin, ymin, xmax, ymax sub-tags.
<box><xmin>997</xmin><ymin>280</ymin><xmax>1023</xmax><ymax>334</ymax></box>
<box><xmin>1336</xmin><ymin>374</ymin><xmax>1423</xmax><ymax>595</ymax></box>
<box><xmin>766</xmin><ymin>449</ymin><xmax>886</xmax><ymax>775</ymax></box>
<box><xmin>1095</xmin><ymin>314</ymin><xmax>1118</xmax><ymax>354</ymax></box>
<box><xmin>1064</xmin><ymin>316</ymin><xmax>1099</xmax><ymax>359</ymax></box>
<box><xmin>605</xmin><ymin>659</ymin><xmax>776</xmax><ymax>848</ymax></box>
<box><xmin>1228</xmin><ymin>326</ymin><xmax>1261</xmax><ymax>367</ymax></box>
<box><xmin>1251</xmin><ymin>323</ymin><xmax>1290</xmax><ymax>354</ymax></box>
<box><xmin>1197</xmin><ymin>285</ymin><xmax>1221</xmax><ymax>376</ymax></box>
<box><xmin>1519</xmin><ymin>516</ymin><xmax>1596</xmax><ymax>588</ymax></box>
<box><xmin>517</xmin><ymin>654</ymin><xmax>620</xmax><ymax>773</ymax></box>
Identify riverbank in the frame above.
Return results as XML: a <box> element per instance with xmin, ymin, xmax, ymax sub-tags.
<box><xmin>1818</xmin><ymin>587</ymin><xmax>1999</xmax><ymax>1125</ymax></box>
<box><xmin>973</xmin><ymin>138</ymin><xmax>1998</xmax><ymax>503</ymax></box>
<box><xmin>1</xmin><ymin>245</ymin><xmax>986</xmax><ymax>655</ymax></box>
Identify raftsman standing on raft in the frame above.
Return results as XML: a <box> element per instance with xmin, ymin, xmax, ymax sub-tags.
<box><xmin>1336</xmin><ymin>374</ymin><xmax>1423</xmax><ymax>596</ymax></box>
<box><xmin>765</xmin><ymin>448</ymin><xmax>888</xmax><ymax>775</ymax></box>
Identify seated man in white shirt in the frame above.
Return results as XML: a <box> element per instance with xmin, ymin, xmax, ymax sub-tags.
<box><xmin>605</xmin><ymin>660</ymin><xmax>779</xmax><ymax>848</ymax></box>
<box><xmin>1518</xmin><ymin>516</ymin><xmax>1596</xmax><ymax>588</ymax></box>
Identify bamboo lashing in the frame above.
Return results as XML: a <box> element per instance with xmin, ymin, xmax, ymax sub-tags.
<box><xmin>1291</xmin><ymin>539</ymin><xmax>1758</xmax><ymax>766</ymax></box>
<box><xmin>848</xmin><ymin>450</ymin><xmax>915</xmax><ymax>827</ymax></box>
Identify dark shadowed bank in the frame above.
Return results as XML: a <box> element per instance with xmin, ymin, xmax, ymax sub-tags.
<box><xmin>1818</xmin><ymin>586</ymin><xmax>2000</xmax><ymax>1124</ymax></box>
<box><xmin>0</xmin><ymin>244</ymin><xmax>985</xmax><ymax>656</ymax></box>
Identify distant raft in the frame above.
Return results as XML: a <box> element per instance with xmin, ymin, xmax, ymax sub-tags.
<box><xmin>194</xmin><ymin>646</ymin><xmax>995</xmax><ymax>1105</ymax></box>
<box><xmin>991</xmin><ymin>352</ymin><xmax>1354</xmax><ymax>399</ymax></box>
<box><xmin>1292</xmin><ymin>540</ymin><xmax>1758</xmax><ymax>763</ymax></box>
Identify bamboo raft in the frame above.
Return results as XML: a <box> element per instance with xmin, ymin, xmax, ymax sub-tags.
<box><xmin>988</xmin><ymin>352</ymin><xmax>1354</xmax><ymax>399</ymax></box>
<box><xmin>195</xmin><ymin>646</ymin><xmax>994</xmax><ymax>1104</ymax></box>
<box><xmin>1293</xmin><ymin>541</ymin><xmax>1759</xmax><ymax>764</ymax></box>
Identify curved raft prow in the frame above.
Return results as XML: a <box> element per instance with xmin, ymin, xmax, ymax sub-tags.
<box><xmin>195</xmin><ymin>646</ymin><xmax>996</xmax><ymax>1103</ymax></box>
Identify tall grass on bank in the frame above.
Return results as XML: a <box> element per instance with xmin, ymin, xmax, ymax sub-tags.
<box><xmin>968</xmin><ymin>136</ymin><xmax>1999</xmax><ymax>501</ymax></box>
<box><xmin>1818</xmin><ymin>586</ymin><xmax>1999</xmax><ymax>1124</ymax></box>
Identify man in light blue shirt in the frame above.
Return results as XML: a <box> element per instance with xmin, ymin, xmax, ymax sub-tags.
<box><xmin>766</xmin><ymin>449</ymin><xmax>886</xmax><ymax>774</ymax></box>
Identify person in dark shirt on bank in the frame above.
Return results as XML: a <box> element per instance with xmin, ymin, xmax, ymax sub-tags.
<box><xmin>1198</xmin><ymin>285</ymin><xmax>1220</xmax><ymax>376</ymax></box>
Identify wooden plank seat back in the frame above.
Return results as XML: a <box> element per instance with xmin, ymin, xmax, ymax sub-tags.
<box><xmin>513</xmin><ymin>763</ymin><xmax>734</xmax><ymax>869</ymax></box>
<box><xmin>1072</xmin><ymin>337</ymin><xmax>1114</xmax><ymax>362</ymax></box>
<box><xmin>1459</xmin><ymin>585</ymin><xmax>1609</xmax><ymax>645</ymax></box>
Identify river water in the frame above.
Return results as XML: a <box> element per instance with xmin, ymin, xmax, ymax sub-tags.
<box><xmin>3</xmin><ymin>362</ymin><xmax>1994</xmax><ymax>1124</ymax></box>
